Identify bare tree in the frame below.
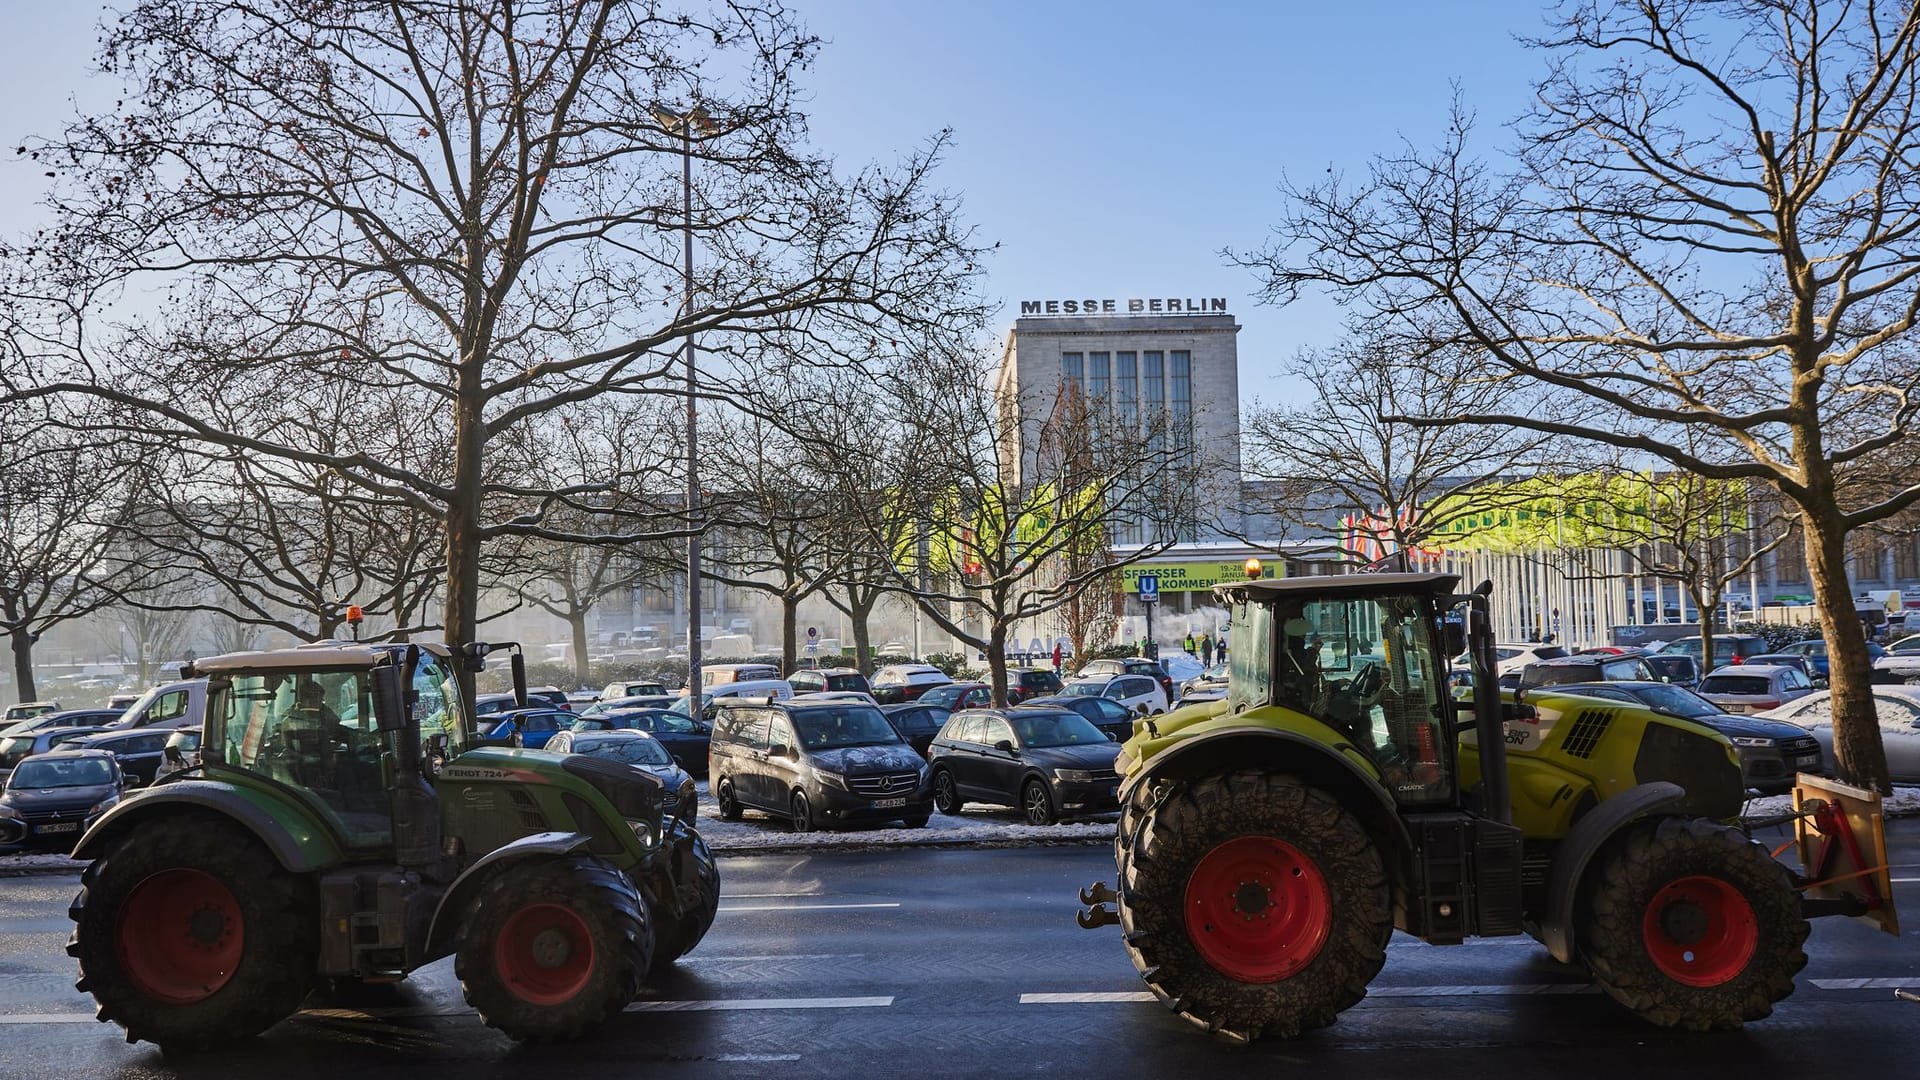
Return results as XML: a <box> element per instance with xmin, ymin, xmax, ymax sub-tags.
<box><xmin>2</xmin><ymin>0</ymin><xmax>984</xmax><ymax>699</ymax></box>
<box><xmin>1244</xmin><ymin>2</ymin><xmax>1920</xmax><ymax>791</ymax></box>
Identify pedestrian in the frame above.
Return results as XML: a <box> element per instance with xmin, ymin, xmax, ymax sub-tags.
<box><xmin>1184</xmin><ymin>631</ymin><xmax>1196</xmax><ymax>656</ymax></box>
<box><xmin>1217</xmin><ymin>638</ymin><xmax>1228</xmax><ymax>664</ymax></box>
<box><xmin>1051</xmin><ymin>642</ymin><xmax>1063</xmax><ymax>673</ymax></box>
<box><xmin>1200</xmin><ymin>634</ymin><xmax>1214</xmax><ymax>667</ymax></box>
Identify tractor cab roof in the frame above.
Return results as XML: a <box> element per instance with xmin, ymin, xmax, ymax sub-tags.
<box><xmin>184</xmin><ymin>641</ymin><xmax>454</xmax><ymax>676</ymax></box>
<box><xmin>1214</xmin><ymin>572</ymin><xmax>1462</xmax><ymax>605</ymax></box>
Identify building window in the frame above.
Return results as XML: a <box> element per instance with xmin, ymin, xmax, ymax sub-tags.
<box><xmin>1143</xmin><ymin>350</ymin><xmax>1164</xmax><ymax>408</ymax></box>
<box><xmin>1089</xmin><ymin>352</ymin><xmax>1110</xmax><ymax>401</ymax></box>
<box><xmin>1061</xmin><ymin>352</ymin><xmax>1083</xmax><ymax>389</ymax></box>
<box><xmin>1896</xmin><ymin>536</ymin><xmax>1919</xmax><ymax>580</ymax></box>
<box><xmin>1775</xmin><ymin>528</ymin><xmax>1806</xmax><ymax>585</ymax></box>
<box><xmin>1115</xmin><ymin>351</ymin><xmax>1138</xmax><ymax>428</ymax></box>
<box><xmin>1169</xmin><ymin>350</ymin><xmax>1192</xmax><ymax>445</ymax></box>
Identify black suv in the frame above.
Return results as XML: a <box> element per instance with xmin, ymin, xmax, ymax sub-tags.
<box><xmin>709</xmin><ymin>699</ymin><xmax>931</xmax><ymax>831</ymax></box>
<box><xmin>1546</xmin><ymin>681</ymin><xmax>1823</xmax><ymax>793</ymax></box>
<box><xmin>926</xmin><ymin>706</ymin><xmax>1121</xmax><ymax>825</ymax></box>
<box><xmin>1518</xmin><ymin>653</ymin><xmax>1656</xmax><ymax>692</ymax></box>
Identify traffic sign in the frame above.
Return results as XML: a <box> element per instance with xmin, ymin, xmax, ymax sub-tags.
<box><xmin>806</xmin><ymin>626</ymin><xmax>818</xmax><ymax>640</ymax></box>
<box><xmin>1137</xmin><ymin>575</ymin><xmax>1160</xmax><ymax>604</ymax></box>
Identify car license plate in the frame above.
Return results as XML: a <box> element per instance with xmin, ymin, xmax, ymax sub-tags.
<box><xmin>35</xmin><ymin>822</ymin><xmax>78</xmax><ymax>834</ymax></box>
<box><xmin>1793</xmin><ymin>755</ymin><xmax>1821</xmax><ymax>768</ymax></box>
<box><xmin>872</xmin><ymin>797</ymin><xmax>906</xmax><ymax>809</ymax></box>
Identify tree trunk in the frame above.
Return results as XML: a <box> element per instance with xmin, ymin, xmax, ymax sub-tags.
<box><xmin>444</xmin><ymin>363</ymin><xmax>487</xmax><ymax>703</ymax></box>
<box><xmin>1691</xmin><ymin>582</ymin><xmax>1716</xmax><ymax>675</ymax></box>
<box><xmin>782</xmin><ymin>593</ymin><xmax>800</xmax><ymax>674</ymax></box>
<box><xmin>9</xmin><ymin>626</ymin><xmax>35</xmax><ymax>703</ymax></box>
<box><xmin>986</xmin><ymin>618</ymin><xmax>1009</xmax><ymax>708</ymax></box>
<box><xmin>1804</xmin><ymin>512</ymin><xmax>1892</xmax><ymax>793</ymax></box>
<box><xmin>848</xmin><ymin>591</ymin><xmax>876</xmax><ymax>674</ymax></box>
<box><xmin>570</xmin><ymin>610</ymin><xmax>591</xmax><ymax>686</ymax></box>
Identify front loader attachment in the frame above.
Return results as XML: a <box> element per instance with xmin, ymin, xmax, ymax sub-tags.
<box><xmin>1791</xmin><ymin>774</ymin><xmax>1900</xmax><ymax>936</ymax></box>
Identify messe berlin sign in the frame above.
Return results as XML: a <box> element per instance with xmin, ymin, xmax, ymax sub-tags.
<box><xmin>1019</xmin><ymin>297</ymin><xmax>1229</xmax><ymax>316</ymax></box>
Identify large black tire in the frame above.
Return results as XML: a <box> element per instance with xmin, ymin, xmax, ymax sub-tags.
<box><xmin>1118</xmin><ymin>771</ymin><xmax>1390</xmax><ymax>1042</ymax></box>
<box><xmin>714</xmin><ymin>779</ymin><xmax>743</xmax><ymax>822</ymax></box>
<box><xmin>931</xmin><ymin>768</ymin><xmax>961</xmax><ymax>815</ymax></box>
<box><xmin>1022</xmin><ymin>777</ymin><xmax>1058</xmax><ymax>826</ymax></box>
<box><xmin>455</xmin><ymin>855</ymin><xmax>653</xmax><ymax>1042</ymax></box>
<box><xmin>649</xmin><ymin>821</ymin><xmax>720</xmax><ymax>976</ymax></box>
<box><xmin>1579</xmin><ymin>816</ymin><xmax>1808</xmax><ymax>1030</ymax></box>
<box><xmin>66</xmin><ymin>814</ymin><xmax>317</xmax><ymax>1052</ymax></box>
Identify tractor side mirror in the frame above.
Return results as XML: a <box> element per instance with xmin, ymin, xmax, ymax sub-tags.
<box><xmin>1442</xmin><ymin>622</ymin><xmax>1467</xmax><ymax>659</ymax></box>
<box><xmin>371</xmin><ymin>665</ymin><xmax>408</xmax><ymax>733</ymax></box>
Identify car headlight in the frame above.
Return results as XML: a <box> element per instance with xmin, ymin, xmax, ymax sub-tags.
<box><xmin>813</xmin><ymin>769</ymin><xmax>848</xmax><ymax>790</ymax></box>
<box><xmin>1729</xmin><ymin>736</ymin><xmax>1776</xmax><ymax>748</ymax></box>
<box><xmin>1054</xmin><ymin>769</ymin><xmax>1095</xmax><ymax>782</ymax></box>
<box><xmin>0</xmin><ymin>803</ymin><xmax>18</xmax><ymax>820</ymax></box>
<box><xmin>89</xmin><ymin>796</ymin><xmax>119</xmax><ymax>816</ymax></box>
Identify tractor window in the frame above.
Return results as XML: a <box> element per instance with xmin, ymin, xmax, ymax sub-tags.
<box><xmin>218</xmin><ymin>669</ymin><xmax>391</xmax><ymax>847</ymax></box>
<box><xmin>1227</xmin><ymin>600</ymin><xmax>1273</xmax><ymax>712</ymax></box>
<box><xmin>411</xmin><ymin>651</ymin><xmax>468</xmax><ymax>770</ymax></box>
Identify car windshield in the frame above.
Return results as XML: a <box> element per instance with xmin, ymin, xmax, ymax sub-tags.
<box><xmin>825</xmin><ymin>674</ymin><xmax>868</xmax><ymax>692</ymax></box>
<box><xmin>791</xmin><ymin>707</ymin><xmax>901</xmax><ymax>750</ymax></box>
<box><xmin>1627</xmin><ymin>684</ymin><xmax>1721</xmax><ymax>718</ymax></box>
<box><xmin>577</xmin><ymin>738</ymin><xmax>672</xmax><ymax>766</ymax></box>
<box><xmin>1061</xmin><ymin>680</ymin><xmax>1108</xmax><ymax>698</ymax></box>
<box><xmin>8</xmin><ymin>757</ymin><xmax>113</xmax><ymax>789</ymax></box>
<box><xmin>0</xmin><ymin>736</ymin><xmax>36</xmax><ymax>768</ymax></box>
<box><xmin>1010</xmin><ymin>711</ymin><xmax>1108</xmax><ymax>748</ymax></box>
<box><xmin>1700</xmin><ymin>675</ymin><xmax>1772</xmax><ymax>696</ymax></box>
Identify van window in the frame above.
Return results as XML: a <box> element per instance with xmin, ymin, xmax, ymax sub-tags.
<box><xmin>768</xmin><ymin>716</ymin><xmax>795</xmax><ymax>756</ymax></box>
<box><xmin>722</xmin><ymin>709</ymin><xmax>769</xmax><ymax>750</ymax></box>
<box><xmin>148</xmin><ymin>689</ymin><xmax>190</xmax><ymax>724</ymax></box>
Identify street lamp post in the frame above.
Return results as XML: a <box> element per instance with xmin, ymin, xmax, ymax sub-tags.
<box><xmin>655</xmin><ymin>103</ymin><xmax>711</xmax><ymax>698</ymax></box>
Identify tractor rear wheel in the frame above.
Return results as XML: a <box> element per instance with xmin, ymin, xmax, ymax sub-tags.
<box><xmin>67</xmin><ymin>814</ymin><xmax>317</xmax><ymax>1052</ymax></box>
<box><xmin>456</xmin><ymin>855</ymin><xmax>652</xmax><ymax>1041</ymax></box>
<box><xmin>1579</xmin><ymin>816</ymin><xmax>1808</xmax><ymax>1030</ymax></box>
<box><xmin>649</xmin><ymin>820</ymin><xmax>720</xmax><ymax>975</ymax></box>
<box><xmin>1118</xmin><ymin>771</ymin><xmax>1390</xmax><ymax>1042</ymax></box>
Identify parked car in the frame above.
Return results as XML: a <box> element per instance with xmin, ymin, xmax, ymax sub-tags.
<box><xmin>1076</xmin><ymin>657</ymin><xmax>1175</xmax><ymax>703</ymax></box>
<box><xmin>1021</xmin><ymin>694</ymin><xmax>1137</xmax><ymax>740</ymax></box>
<box><xmin>545</xmin><ymin>729</ymin><xmax>697</xmax><ymax>821</ymax></box>
<box><xmin>579</xmin><ymin>693</ymin><xmax>680</xmax><ymax>718</ymax></box>
<box><xmin>1</xmin><ymin>702</ymin><xmax>62</xmax><ymax>725</ymax></box>
<box><xmin>793</xmin><ymin>690</ymin><xmax>882</xmax><ymax>708</ymax></box>
<box><xmin>1061</xmin><ymin>673</ymin><xmax>1169</xmax><ymax>716</ymax></box>
<box><xmin>570</xmin><ymin>707</ymin><xmax>712</xmax><ymax>777</ymax></box>
<box><xmin>916</xmin><ymin>682</ymin><xmax>993</xmax><ymax>713</ymax></box>
<box><xmin>787</xmin><ymin>667</ymin><xmax>873</xmax><ymax>696</ymax></box>
<box><xmin>0</xmin><ymin>750</ymin><xmax>126</xmax><ymax>854</ymax></box>
<box><xmin>1517</xmin><ymin>654</ymin><xmax>1657</xmax><ymax>692</ymax></box>
<box><xmin>709</xmin><ymin>699</ymin><xmax>931</xmax><ymax>831</ymax></box>
<box><xmin>600</xmin><ymin>679</ymin><xmax>670</xmax><ymax>701</ymax></box>
<box><xmin>108</xmin><ymin>678</ymin><xmax>206</xmax><ymax>730</ymax></box>
<box><xmin>925</xmin><ymin>706</ymin><xmax>1121</xmax><ymax>826</ymax></box>
<box><xmin>1</xmin><ymin>708</ymin><xmax>123</xmax><ymax>738</ymax></box>
<box><xmin>1696</xmin><ymin>663</ymin><xmax>1817</xmax><ymax>714</ymax></box>
<box><xmin>1545</xmin><ymin>681</ymin><xmax>1823</xmax><ymax>794</ymax></box>
<box><xmin>480</xmin><ymin>707</ymin><xmax>575</xmax><ymax>750</ymax></box>
<box><xmin>1492</xmin><ymin>643</ymin><xmax>1570</xmax><ymax>675</ymax></box>
<box><xmin>1742</xmin><ymin>653</ymin><xmax>1825</xmax><ymax>686</ymax></box>
<box><xmin>1876</xmin><ymin>634</ymin><xmax>1920</xmax><ymax>678</ymax></box>
<box><xmin>564</xmin><ymin>689</ymin><xmax>600</xmax><ymax>706</ymax></box>
<box><xmin>471</xmin><ymin>692</ymin><xmax>522</xmax><ymax>717</ymax></box>
<box><xmin>1661</xmin><ymin>634</ymin><xmax>1771</xmax><ymax>669</ymax></box>
<box><xmin>71</xmin><ymin>728</ymin><xmax>171</xmax><ymax>787</ymax></box>
<box><xmin>1642</xmin><ymin>654</ymin><xmax>1701</xmax><ymax>689</ymax></box>
<box><xmin>1180</xmin><ymin>662</ymin><xmax>1229</xmax><ymax>699</ymax></box>
<box><xmin>1776</xmin><ymin>638</ymin><xmax>1886</xmax><ymax>679</ymax></box>
<box><xmin>1005</xmin><ymin>667</ymin><xmax>1065</xmax><ymax>703</ymax></box>
<box><xmin>525</xmin><ymin>686</ymin><xmax>572</xmax><ymax>711</ymax></box>
<box><xmin>702</xmin><ymin>663</ymin><xmax>781</xmax><ymax>688</ymax></box>
<box><xmin>870</xmin><ymin>664</ymin><xmax>954</xmax><ymax>705</ymax></box>
<box><xmin>0</xmin><ymin>726</ymin><xmax>110</xmax><ymax>786</ymax></box>
<box><xmin>153</xmin><ymin>726</ymin><xmax>202</xmax><ymax>782</ymax></box>
<box><xmin>1763</xmin><ymin>686</ymin><xmax>1920</xmax><ymax>783</ymax></box>
<box><xmin>880</xmin><ymin>703</ymin><xmax>949</xmax><ymax>758</ymax></box>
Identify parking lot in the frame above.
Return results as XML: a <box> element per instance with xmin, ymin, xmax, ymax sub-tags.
<box><xmin>0</xmin><ymin>821</ymin><xmax>1914</xmax><ymax>1079</ymax></box>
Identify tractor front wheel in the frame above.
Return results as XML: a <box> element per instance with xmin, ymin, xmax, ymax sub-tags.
<box><xmin>648</xmin><ymin>820</ymin><xmax>720</xmax><ymax>976</ymax></box>
<box><xmin>456</xmin><ymin>855</ymin><xmax>652</xmax><ymax>1041</ymax></box>
<box><xmin>67</xmin><ymin>814</ymin><xmax>318</xmax><ymax>1052</ymax></box>
<box><xmin>1118</xmin><ymin>771</ymin><xmax>1390</xmax><ymax>1041</ymax></box>
<box><xmin>1579</xmin><ymin>816</ymin><xmax>1808</xmax><ymax>1030</ymax></box>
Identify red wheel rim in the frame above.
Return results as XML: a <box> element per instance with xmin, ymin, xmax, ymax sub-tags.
<box><xmin>1641</xmin><ymin>875</ymin><xmax>1758</xmax><ymax>987</ymax></box>
<box><xmin>1183</xmin><ymin>836</ymin><xmax>1331</xmax><ymax>982</ymax></box>
<box><xmin>493</xmin><ymin>903</ymin><xmax>595</xmax><ymax>1005</ymax></box>
<box><xmin>114</xmin><ymin>868</ymin><xmax>245</xmax><ymax>1005</ymax></box>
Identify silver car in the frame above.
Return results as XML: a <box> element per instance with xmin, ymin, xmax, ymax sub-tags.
<box><xmin>1696</xmin><ymin>664</ymin><xmax>1816</xmax><ymax>715</ymax></box>
<box><xmin>1762</xmin><ymin>687</ymin><xmax>1920</xmax><ymax>783</ymax></box>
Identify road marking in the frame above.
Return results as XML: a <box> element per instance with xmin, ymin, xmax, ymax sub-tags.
<box><xmin>627</xmin><ymin>996</ymin><xmax>893</xmax><ymax>1013</ymax></box>
<box><xmin>1891</xmin><ymin>876</ymin><xmax>1920</xmax><ymax>883</ymax></box>
<box><xmin>1022</xmin><ymin>984</ymin><xmax>1600</xmax><ymax>1003</ymax></box>
<box><xmin>720</xmin><ymin>892</ymin><xmax>824</xmax><ymax>899</ymax></box>
<box><xmin>718</xmin><ymin>895</ymin><xmax>902</xmax><ymax>903</ymax></box>
<box><xmin>1811</xmin><ymin>978</ymin><xmax>1919</xmax><ymax>990</ymax></box>
<box><xmin>1021</xmin><ymin>992</ymin><xmax>1155</xmax><ymax>1004</ymax></box>
<box><xmin>0</xmin><ymin>1014</ymin><xmax>96</xmax><ymax>1025</ymax></box>
<box><xmin>680</xmin><ymin>953</ymin><xmax>863</xmax><ymax>964</ymax></box>
<box><xmin>1388</xmin><ymin>938</ymin><xmax>1539</xmax><ymax>948</ymax></box>
<box><xmin>716</xmin><ymin>1055</ymin><xmax>802</xmax><ymax>1062</ymax></box>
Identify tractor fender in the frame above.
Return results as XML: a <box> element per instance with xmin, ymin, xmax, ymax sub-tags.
<box><xmin>1536</xmin><ymin>780</ymin><xmax>1687</xmax><ymax>963</ymax></box>
<box><xmin>423</xmin><ymin>831</ymin><xmax>594</xmax><ymax>961</ymax></box>
<box><xmin>1124</xmin><ymin>727</ymin><xmax>1417</xmax><ymax>897</ymax></box>
<box><xmin>70</xmin><ymin>779</ymin><xmax>343</xmax><ymax>872</ymax></box>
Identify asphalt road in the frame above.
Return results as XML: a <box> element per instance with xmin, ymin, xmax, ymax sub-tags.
<box><xmin>0</xmin><ymin>821</ymin><xmax>1915</xmax><ymax>1080</ymax></box>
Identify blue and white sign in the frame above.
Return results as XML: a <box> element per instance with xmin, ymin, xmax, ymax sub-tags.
<box><xmin>1137</xmin><ymin>575</ymin><xmax>1160</xmax><ymax>604</ymax></box>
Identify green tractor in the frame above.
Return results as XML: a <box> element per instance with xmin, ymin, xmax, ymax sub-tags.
<box><xmin>1079</xmin><ymin>572</ymin><xmax>1897</xmax><ymax>1041</ymax></box>
<box><xmin>65</xmin><ymin>640</ymin><xmax>720</xmax><ymax>1050</ymax></box>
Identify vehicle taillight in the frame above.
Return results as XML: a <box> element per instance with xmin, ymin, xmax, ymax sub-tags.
<box><xmin>1754</xmin><ymin>699</ymin><xmax>1779</xmax><ymax>710</ymax></box>
<box><xmin>1731</xmin><ymin>654</ymin><xmax>1745</xmax><ymax>664</ymax></box>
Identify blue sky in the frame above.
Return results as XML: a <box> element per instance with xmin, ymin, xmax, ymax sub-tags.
<box><xmin>0</xmin><ymin>1</ymin><xmax>1551</xmax><ymax>403</ymax></box>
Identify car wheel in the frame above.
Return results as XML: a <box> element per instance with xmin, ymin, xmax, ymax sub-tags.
<box><xmin>790</xmin><ymin>790</ymin><xmax>816</xmax><ymax>833</ymax></box>
<box><xmin>1022</xmin><ymin>778</ymin><xmax>1057</xmax><ymax>826</ymax></box>
<box><xmin>931</xmin><ymin>768</ymin><xmax>961</xmax><ymax>815</ymax></box>
<box><xmin>715</xmin><ymin>779</ymin><xmax>742</xmax><ymax>822</ymax></box>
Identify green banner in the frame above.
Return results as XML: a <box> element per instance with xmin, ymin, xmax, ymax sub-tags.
<box><xmin>1119</xmin><ymin>559</ymin><xmax>1280</xmax><ymax>593</ymax></box>
<box><xmin>1427</xmin><ymin>473</ymin><xmax>1751</xmax><ymax>553</ymax></box>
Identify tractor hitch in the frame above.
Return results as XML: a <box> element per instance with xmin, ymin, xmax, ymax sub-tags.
<box><xmin>1077</xmin><ymin>881</ymin><xmax>1120</xmax><ymax>929</ymax></box>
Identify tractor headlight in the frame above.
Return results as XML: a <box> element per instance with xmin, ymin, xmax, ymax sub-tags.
<box><xmin>627</xmin><ymin>817</ymin><xmax>659</xmax><ymax>850</ymax></box>
<box><xmin>813</xmin><ymin>769</ymin><xmax>848</xmax><ymax>791</ymax></box>
<box><xmin>1730</xmin><ymin>736</ymin><xmax>1776</xmax><ymax>748</ymax></box>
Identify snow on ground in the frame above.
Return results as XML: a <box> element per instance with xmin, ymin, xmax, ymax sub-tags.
<box><xmin>1740</xmin><ymin>784</ymin><xmax>1920</xmax><ymax>822</ymax></box>
<box><xmin>0</xmin><ymin>853</ymin><xmax>86</xmax><ymax>876</ymax></box>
